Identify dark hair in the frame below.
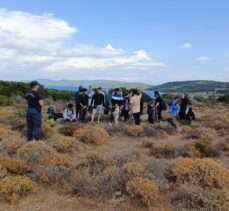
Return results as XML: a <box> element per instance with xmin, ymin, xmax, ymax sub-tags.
<box><xmin>98</xmin><ymin>87</ymin><xmax>102</xmax><ymax>90</ymax></box>
<box><xmin>68</xmin><ymin>103</ymin><xmax>73</xmax><ymax>108</ymax></box>
<box><xmin>132</xmin><ymin>89</ymin><xmax>139</xmax><ymax>95</ymax></box>
<box><xmin>154</xmin><ymin>91</ymin><xmax>160</xmax><ymax>97</ymax></box>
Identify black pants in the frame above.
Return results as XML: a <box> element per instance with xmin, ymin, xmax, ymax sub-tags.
<box><xmin>133</xmin><ymin>112</ymin><xmax>141</xmax><ymax>125</ymax></box>
<box><xmin>148</xmin><ymin>114</ymin><xmax>154</xmax><ymax>124</ymax></box>
<box><xmin>156</xmin><ymin>109</ymin><xmax>162</xmax><ymax>122</ymax></box>
<box><xmin>79</xmin><ymin>109</ymin><xmax>87</xmax><ymax>122</ymax></box>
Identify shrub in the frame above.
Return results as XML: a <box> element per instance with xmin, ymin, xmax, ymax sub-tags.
<box><xmin>126</xmin><ymin>177</ymin><xmax>159</xmax><ymax>207</ymax></box>
<box><xmin>1</xmin><ymin>139</ymin><xmax>24</xmax><ymax>155</ymax></box>
<box><xmin>73</xmin><ymin>125</ymin><xmax>110</xmax><ymax>145</ymax></box>
<box><xmin>41</xmin><ymin>122</ymin><xmax>54</xmax><ymax>139</ymax></box>
<box><xmin>34</xmin><ymin>165</ymin><xmax>70</xmax><ymax>186</ymax></box>
<box><xmin>0</xmin><ymin>95</ymin><xmax>13</xmax><ymax>106</ymax></box>
<box><xmin>188</xmin><ymin>140</ymin><xmax>216</xmax><ymax>158</ymax></box>
<box><xmin>122</xmin><ymin>162</ymin><xmax>145</xmax><ymax>178</ymax></box>
<box><xmin>172</xmin><ymin>157</ymin><xmax>229</xmax><ymax>189</ymax></box>
<box><xmin>174</xmin><ymin>183</ymin><xmax>228</xmax><ymax>211</ymax></box>
<box><xmin>124</xmin><ymin>125</ymin><xmax>143</xmax><ymax>137</ymax></box>
<box><xmin>0</xmin><ymin>108</ymin><xmax>14</xmax><ymax>119</ymax></box>
<box><xmin>58</xmin><ymin>124</ymin><xmax>76</xmax><ymax>136</ymax></box>
<box><xmin>53</xmin><ymin>136</ymin><xmax>75</xmax><ymax>153</ymax></box>
<box><xmin>40</xmin><ymin>153</ymin><xmax>71</xmax><ymax>167</ymax></box>
<box><xmin>0</xmin><ymin>165</ymin><xmax>8</xmax><ymax>179</ymax></box>
<box><xmin>0</xmin><ymin>175</ymin><xmax>37</xmax><ymax>203</ymax></box>
<box><xmin>17</xmin><ymin>141</ymin><xmax>56</xmax><ymax>164</ymax></box>
<box><xmin>185</xmin><ymin>127</ymin><xmax>217</xmax><ymax>141</ymax></box>
<box><xmin>150</xmin><ymin>144</ymin><xmax>178</xmax><ymax>159</ymax></box>
<box><xmin>0</xmin><ymin>157</ymin><xmax>32</xmax><ymax>175</ymax></box>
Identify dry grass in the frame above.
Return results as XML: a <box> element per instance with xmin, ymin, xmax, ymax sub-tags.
<box><xmin>1</xmin><ymin>139</ymin><xmax>24</xmax><ymax>155</ymax></box>
<box><xmin>126</xmin><ymin>177</ymin><xmax>159</xmax><ymax>207</ymax></box>
<box><xmin>124</xmin><ymin>125</ymin><xmax>144</xmax><ymax>137</ymax></box>
<box><xmin>122</xmin><ymin>162</ymin><xmax>145</xmax><ymax>178</ymax></box>
<box><xmin>0</xmin><ymin>175</ymin><xmax>37</xmax><ymax>204</ymax></box>
<box><xmin>53</xmin><ymin>136</ymin><xmax>76</xmax><ymax>153</ymax></box>
<box><xmin>40</xmin><ymin>153</ymin><xmax>71</xmax><ymax>167</ymax></box>
<box><xmin>184</xmin><ymin>127</ymin><xmax>217</xmax><ymax>141</ymax></box>
<box><xmin>73</xmin><ymin>125</ymin><xmax>110</xmax><ymax>145</ymax></box>
<box><xmin>17</xmin><ymin>141</ymin><xmax>56</xmax><ymax>164</ymax></box>
<box><xmin>172</xmin><ymin>157</ymin><xmax>229</xmax><ymax>188</ymax></box>
<box><xmin>0</xmin><ymin>157</ymin><xmax>32</xmax><ymax>175</ymax></box>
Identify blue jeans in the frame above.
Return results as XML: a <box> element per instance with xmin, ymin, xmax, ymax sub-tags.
<box><xmin>26</xmin><ymin>108</ymin><xmax>42</xmax><ymax>141</ymax></box>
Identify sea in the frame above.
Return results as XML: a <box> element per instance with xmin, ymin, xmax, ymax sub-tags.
<box><xmin>46</xmin><ymin>86</ymin><xmax>155</xmax><ymax>98</ymax></box>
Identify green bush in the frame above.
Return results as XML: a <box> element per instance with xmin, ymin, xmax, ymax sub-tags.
<box><xmin>218</xmin><ymin>94</ymin><xmax>229</xmax><ymax>103</ymax></box>
<box><xmin>0</xmin><ymin>95</ymin><xmax>12</xmax><ymax>106</ymax></box>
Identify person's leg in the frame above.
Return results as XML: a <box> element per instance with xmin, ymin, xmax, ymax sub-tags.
<box><xmin>158</xmin><ymin>109</ymin><xmax>162</xmax><ymax>122</ymax></box>
<box><xmin>82</xmin><ymin>109</ymin><xmax>87</xmax><ymax>122</ymax></box>
<box><xmin>33</xmin><ymin>111</ymin><xmax>42</xmax><ymax>141</ymax></box>
<box><xmin>97</xmin><ymin>114</ymin><xmax>101</xmax><ymax>124</ymax></box>
<box><xmin>136</xmin><ymin>112</ymin><xmax>140</xmax><ymax>125</ymax></box>
<box><xmin>26</xmin><ymin>110</ymin><xmax>34</xmax><ymax>141</ymax></box>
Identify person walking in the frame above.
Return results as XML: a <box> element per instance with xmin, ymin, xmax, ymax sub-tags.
<box><xmin>25</xmin><ymin>81</ymin><xmax>44</xmax><ymax>141</ymax></box>
<box><xmin>91</xmin><ymin>87</ymin><xmax>105</xmax><ymax>124</ymax></box>
<box><xmin>130</xmin><ymin>89</ymin><xmax>142</xmax><ymax>125</ymax></box>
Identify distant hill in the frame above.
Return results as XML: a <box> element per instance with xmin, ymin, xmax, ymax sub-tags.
<box><xmin>23</xmin><ymin>79</ymin><xmax>152</xmax><ymax>90</ymax></box>
<box><xmin>150</xmin><ymin>80</ymin><xmax>229</xmax><ymax>93</ymax></box>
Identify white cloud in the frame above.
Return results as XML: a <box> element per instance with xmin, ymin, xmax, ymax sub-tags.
<box><xmin>0</xmin><ymin>8</ymin><xmax>166</xmax><ymax>80</ymax></box>
<box><xmin>179</xmin><ymin>43</ymin><xmax>192</xmax><ymax>49</ymax></box>
<box><xmin>195</xmin><ymin>56</ymin><xmax>211</xmax><ymax>62</ymax></box>
<box><xmin>0</xmin><ymin>8</ymin><xmax>76</xmax><ymax>50</ymax></box>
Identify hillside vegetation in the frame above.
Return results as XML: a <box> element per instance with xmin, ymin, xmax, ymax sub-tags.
<box><xmin>151</xmin><ymin>80</ymin><xmax>229</xmax><ymax>93</ymax></box>
<box><xmin>0</xmin><ymin>81</ymin><xmax>229</xmax><ymax>210</ymax></box>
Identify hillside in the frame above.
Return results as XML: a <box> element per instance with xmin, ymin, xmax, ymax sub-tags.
<box><xmin>24</xmin><ymin>79</ymin><xmax>152</xmax><ymax>90</ymax></box>
<box><xmin>151</xmin><ymin>80</ymin><xmax>229</xmax><ymax>93</ymax></box>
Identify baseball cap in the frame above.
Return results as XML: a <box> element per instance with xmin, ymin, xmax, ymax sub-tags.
<box><xmin>30</xmin><ymin>80</ymin><xmax>40</xmax><ymax>87</ymax></box>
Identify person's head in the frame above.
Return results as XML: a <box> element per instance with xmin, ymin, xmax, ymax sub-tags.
<box><xmin>115</xmin><ymin>103</ymin><xmax>119</xmax><ymax>108</ymax></box>
<box><xmin>184</xmin><ymin>92</ymin><xmax>189</xmax><ymax>98</ymax></box>
<box><xmin>154</xmin><ymin>91</ymin><xmax>160</xmax><ymax>97</ymax></box>
<box><xmin>125</xmin><ymin>97</ymin><xmax>130</xmax><ymax>102</ymax></box>
<box><xmin>79</xmin><ymin>85</ymin><xmax>83</xmax><ymax>91</ymax></box>
<box><xmin>89</xmin><ymin>85</ymin><xmax>92</xmax><ymax>90</ymax></box>
<box><xmin>82</xmin><ymin>88</ymin><xmax>87</xmax><ymax>94</ymax></box>
<box><xmin>132</xmin><ymin>89</ymin><xmax>139</xmax><ymax>96</ymax></box>
<box><xmin>97</xmin><ymin>87</ymin><xmax>102</xmax><ymax>93</ymax></box>
<box><xmin>67</xmin><ymin>103</ymin><xmax>74</xmax><ymax>109</ymax></box>
<box><xmin>30</xmin><ymin>81</ymin><xmax>40</xmax><ymax>91</ymax></box>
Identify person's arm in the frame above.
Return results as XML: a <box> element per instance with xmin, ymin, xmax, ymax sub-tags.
<box><xmin>91</xmin><ymin>94</ymin><xmax>95</xmax><ymax>106</ymax></box>
<box><xmin>72</xmin><ymin>108</ymin><xmax>76</xmax><ymax>119</ymax></box>
<box><xmin>102</xmin><ymin>95</ymin><xmax>105</xmax><ymax>107</ymax></box>
<box><xmin>39</xmin><ymin>100</ymin><xmax>44</xmax><ymax>107</ymax></box>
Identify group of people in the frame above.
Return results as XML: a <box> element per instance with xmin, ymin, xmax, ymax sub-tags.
<box><xmin>25</xmin><ymin>81</ymin><xmax>195</xmax><ymax>141</ymax></box>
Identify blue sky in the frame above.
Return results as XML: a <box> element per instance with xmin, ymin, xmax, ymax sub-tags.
<box><xmin>0</xmin><ymin>0</ymin><xmax>228</xmax><ymax>84</ymax></box>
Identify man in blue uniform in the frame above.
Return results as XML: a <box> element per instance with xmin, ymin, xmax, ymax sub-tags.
<box><xmin>25</xmin><ymin>81</ymin><xmax>44</xmax><ymax>141</ymax></box>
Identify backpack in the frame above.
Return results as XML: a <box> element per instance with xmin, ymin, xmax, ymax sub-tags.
<box><xmin>162</xmin><ymin>100</ymin><xmax>167</xmax><ymax>111</ymax></box>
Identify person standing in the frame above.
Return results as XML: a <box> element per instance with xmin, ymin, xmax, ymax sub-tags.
<box><xmin>79</xmin><ymin>88</ymin><xmax>89</xmax><ymax>122</ymax></box>
<box><xmin>130</xmin><ymin>89</ymin><xmax>142</xmax><ymax>125</ymax></box>
<box><xmin>179</xmin><ymin>92</ymin><xmax>191</xmax><ymax>120</ymax></box>
<box><xmin>122</xmin><ymin>97</ymin><xmax>130</xmax><ymax>122</ymax></box>
<box><xmin>153</xmin><ymin>91</ymin><xmax>163</xmax><ymax>122</ymax></box>
<box><xmin>91</xmin><ymin>87</ymin><xmax>105</xmax><ymax>124</ymax></box>
<box><xmin>88</xmin><ymin>85</ymin><xmax>94</xmax><ymax>113</ymax></box>
<box><xmin>75</xmin><ymin>85</ymin><xmax>83</xmax><ymax>121</ymax></box>
<box><xmin>111</xmin><ymin>88</ymin><xmax>124</xmax><ymax>122</ymax></box>
<box><xmin>112</xmin><ymin>104</ymin><xmax>120</xmax><ymax>125</ymax></box>
<box><xmin>25</xmin><ymin>81</ymin><xmax>44</xmax><ymax>141</ymax></box>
